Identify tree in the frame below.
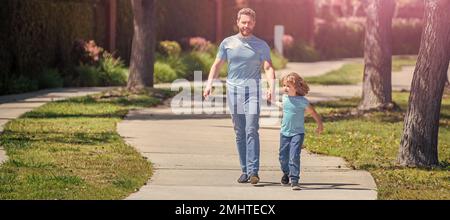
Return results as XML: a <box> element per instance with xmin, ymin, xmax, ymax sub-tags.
<box><xmin>127</xmin><ymin>0</ymin><xmax>156</xmax><ymax>91</ymax></box>
<box><xmin>358</xmin><ymin>0</ymin><xmax>396</xmax><ymax>111</ymax></box>
<box><xmin>398</xmin><ymin>0</ymin><xmax>450</xmax><ymax>167</ymax></box>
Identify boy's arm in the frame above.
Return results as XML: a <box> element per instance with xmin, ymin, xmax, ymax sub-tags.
<box><xmin>305</xmin><ymin>104</ymin><xmax>324</xmax><ymax>134</ymax></box>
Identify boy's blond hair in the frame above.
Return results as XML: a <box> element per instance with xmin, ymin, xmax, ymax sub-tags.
<box><xmin>282</xmin><ymin>72</ymin><xmax>310</xmax><ymax>96</ymax></box>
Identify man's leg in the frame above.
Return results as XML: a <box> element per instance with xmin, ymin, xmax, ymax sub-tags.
<box><xmin>245</xmin><ymin>86</ymin><xmax>261</xmax><ymax>180</ymax></box>
<box><xmin>232</xmin><ymin>113</ymin><xmax>247</xmax><ymax>174</ymax></box>
<box><xmin>227</xmin><ymin>89</ymin><xmax>248</xmax><ymax>177</ymax></box>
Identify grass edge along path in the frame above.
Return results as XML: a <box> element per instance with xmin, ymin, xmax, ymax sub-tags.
<box><xmin>304</xmin><ymin>91</ymin><xmax>450</xmax><ymax>199</ymax></box>
<box><xmin>305</xmin><ymin>56</ymin><xmax>417</xmax><ymax>85</ymax></box>
<box><xmin>0</xmin><ymin>88</ymin><xmax>175</xmax><ymax>199</ymax></box>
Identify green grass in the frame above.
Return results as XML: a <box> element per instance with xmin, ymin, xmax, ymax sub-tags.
<box><xmin>305</xmin><ymin>56</ymin><xmax>417</xmax><ymax>85</ymax></box>
<box><xmin>304</xmin><ymin>91</ymin><xmax>450</xmax><ymax>199</ymax></box>
<box><xmin>0</xmin><ymin>88</ymin><xmax>175</xmax><ymax>199</ymax></box>
<box><xmin>305</xmin><ymin>63</ymin><xmax>363</xmax><ymax>85</ymax></box>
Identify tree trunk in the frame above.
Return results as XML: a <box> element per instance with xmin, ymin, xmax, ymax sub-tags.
<box><xmin>359</xmin><ymin>0</ymin><xmax>396</xmax><ymax>111</ymax></box>
<box><xmin>398</xmin><ymin>0</ymin><xmax>450</xmax><ymax>168</ymax></box>
<box><xmin>127</xmin><ymin>0</ymin><xmax>156</xmax><ymax>91</ymax></box>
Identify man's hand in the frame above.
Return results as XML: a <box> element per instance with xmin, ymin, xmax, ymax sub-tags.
<box><xmin>203</xmin><ymin>86</ymin><xmax>212</xmax><ymax>100</ymax></box>
<box><xmin>266</xmin><ymin>89</ymin><xmax>273</xmax><ymax>103</ymax></box>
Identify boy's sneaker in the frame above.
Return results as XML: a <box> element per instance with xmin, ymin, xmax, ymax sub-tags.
<box><xmin>237</xmin><ymin>174</ymin><xmax>249</xmax><ymax>183</ymax></box>
<box><xmin>250</xmin><ymin>175</ymin><xmax>260</xmax><ymax>185</ymax></box>
<box><xmin>281</xmin><ymin>174</ymin><xmax>289</xmax><ymax>185</ymax></box>
<box><xmin>291</xmin><ymin>183</ymin><xmax>301</xmax><ymax>191</ymax></box>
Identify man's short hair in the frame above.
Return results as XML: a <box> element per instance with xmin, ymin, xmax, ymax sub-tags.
<box><xmin>237</xmin><ymin>8</ymin><xmax>256</xmax><ymax>21</ymax></box>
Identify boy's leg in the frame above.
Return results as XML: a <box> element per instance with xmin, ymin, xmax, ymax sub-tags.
<box><xmin>289</xmin><ymin>134</ymin><xmax>304</xmax><ymax>184</ymax></box>
<box><xmin>279</xmin><ymin>134</ymin><xmax>291</xmax><ymax>175</ymax></box>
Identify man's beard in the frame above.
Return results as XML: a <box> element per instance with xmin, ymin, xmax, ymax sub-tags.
<box><xmin>240</xmin><ymin>28</ymin><xmax>253</xmax><ymax>36</ymax></box>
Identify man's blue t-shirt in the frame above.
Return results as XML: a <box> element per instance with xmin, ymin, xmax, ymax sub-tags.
<box><xmin>216</xmin><ymin>34</ymin><xmax>272</xmax><ymax>91</ymax></box>
<box><xmin>281</xmin><ymin>95</ymin><xmax>310</xmax><ymax>137</ymax></box>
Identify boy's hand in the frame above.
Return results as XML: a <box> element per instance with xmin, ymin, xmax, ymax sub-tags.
<box><xmin>316</xmin><ymin>125</ymin><xmax>324</xmax><ymax>135</ymax></box>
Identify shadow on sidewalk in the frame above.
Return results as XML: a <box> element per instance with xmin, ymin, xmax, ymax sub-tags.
<box><xmin>254</xmin><ymin>182</ymin><xmax>373</xmax><ymax>191</ymax></box>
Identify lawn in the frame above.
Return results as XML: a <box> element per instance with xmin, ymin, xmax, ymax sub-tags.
<box><xmin>304</xmin><ymin>90</ymin><xmax>450</xmax><ymax>199</ymax></box>
<box><xmin>305</xmin><ymin>55</ymin><xmax>417</xmax><ymax>85</ymax></box>
<box><xmin>0</xmin><ymin>88</ymin><xmax>175</xmax><ymax>199</ymax></box>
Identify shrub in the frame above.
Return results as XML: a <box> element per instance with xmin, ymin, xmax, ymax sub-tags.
<box><xmin>38</xmin><ymin>68</ymin><xmax>64</xmax><ymax>89</ymax></box>
<box><xmin>282</xmin><ymin>35</ymin><xmax>295</xmax><ymax>49</ymax></box>
<box><xmin>75</xmin><ymin>65</ymin><xmax>101</xmax><ymax>87</ymax></box>
<box><xmin>314</xmin><ymin>17</ymin><xmax>365</xmax><ymax>59</ymax></box>
<box><xmin>285</xmin><ymin>40</ymin><xmax>321</xmax><ymax>62</ymax></box>
<box><xmin>271</xmin><ymin>50</ymin><xmax>288</xmax><ymax>70</ymax></box>
<box><xmin>154</xmin><ymin>61</ymin><xmax>178</xmax><ymax>84</ymax></box>
<box><xmin>72</xmin><ymin>39</ymin><xmax>104</xmax><ymax>66</ymax></box>
<box><xmin>392</xmin><ymin>18</ymin><xmax>422</xmax><ymax>55</ymax></box>
<box><xmin>189</xmin><ymin>37</ymin><xmax>217</xmax><ymax>56</ymax></box>
<box><xmin>1</xmin><ymin>75</ymin><xmax>39</xmax><ymax>95</ymax></box>
<box><xmin>314</xmin><ymin>17</ymin><xmax>423</xmax><ymax>59</ymax></box>
<box><xmin>158</xmin><ymin>41</ymin><xmax>182</xmax><ymax>58</ymax></box>
<box><xmin>99</xmin><ymin>53</ymin><xmax>128</xmax><ymax>86</ymax></box>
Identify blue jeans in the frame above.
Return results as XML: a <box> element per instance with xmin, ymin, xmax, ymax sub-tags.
<box><xmin>279</xmin><ymin>133</ymin><xmax>304</xmax><ymax>184</ymax></box>
<box><xmin>227</xmin><ymin>86</ymin><xmax>261</xmax><ymax>176</ymax></box>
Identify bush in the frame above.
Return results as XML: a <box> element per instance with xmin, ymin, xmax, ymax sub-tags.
<box><xmin>99</xmin><ymin>53</ymin><xmax>128</xmax><ymax>86</ymax></box>
<box><xmin>72</xmin><ymin>40</ymin><xmax>104</xmax><ymax>66</ymax></box>
<box><xmin>154</xmin><ymin>61</ymin><xmax>178</xmax><ymax>84</ymax></box>
<box><xmin>271</xmin><ymin>50</ymin><xmax>288</xmax><ymax>70</ymax></box>
<box><xmin>392</xmin><ymin>19</ymin><xmax>422</xmax><ymax>55</ymax></box>
<box><xmin>158</xmin><ymin>41</ymin><xmax>182</xmax><ymax>58</ymax></box>
<box><xmin>314</xmin><ymin>17</ymin><xmax>365</xmax><ymax>59</ymax></box>
<box><xmin>75</xmin><ymin>65</ymin><xmax>101</xmax><ymax>87</ymax></box>
<box><xmin>314</xmin><ymin>17</ymin><xmax>423</xmax><ymax>59</ymax></box>
<box><xmin>0</xmin><ymin>75</ymin><xmax>38</xmax><ymax>95</ymax></box>
<box><xmin>189</xmin><ymin>37</ymin><xmax>217</xmax><ymax>56</ymax></box>
<box><xmin>38</xmin><ymin>68</ymin><xmax>64</xmax><ymax>89</ymax></box>
<box><xmin>285</xmin><ymin>41</ymin><xmax>320</xmax><ymax>62</ymax></box>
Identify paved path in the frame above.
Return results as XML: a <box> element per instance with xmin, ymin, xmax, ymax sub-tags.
<box><xmin>0</xmin><ymin>87</ymin><xmax>114</xmax><ymax>165</ymax></box>
<box><xmin>120</xmin><ymin>60</ymin><xmax>382</xmax><ymax>200</ymax></box>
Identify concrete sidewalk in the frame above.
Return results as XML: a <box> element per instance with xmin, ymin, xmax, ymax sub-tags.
<box><xmin>118</xmin><ymin>97</ymin><xmax>377</xmax><ymax>200</ymax></box>
<box><xmin>120</xmin><ymin>59</ymin><xmax>449</xmax><ymax>200</ymax></box>
<box><xmin>0</xmin><ymin>87</ymin><xmax>114</xmax><ymax>165</ymax></box>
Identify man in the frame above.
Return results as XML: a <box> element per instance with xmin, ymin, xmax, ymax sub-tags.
<box><xmin>203</xmin><ymin>8</ymin><xmax>276</xmax><ymax>185</ymax></box>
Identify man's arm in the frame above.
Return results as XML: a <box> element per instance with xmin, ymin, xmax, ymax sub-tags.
<box><xmin>263</xmin><ymin>60</ymin><xmax>276</xmax><ymax>103</ymax></box>
<box><xmin>203</xmin><ymin>58</ymin><xmax>226</xmax><ymax>99</ymax></box>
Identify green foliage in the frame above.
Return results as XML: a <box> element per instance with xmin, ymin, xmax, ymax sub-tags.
<box><xmin>0</xmin><ymin>88</ymin><xmax>175</xmax><ymax>199</ymax></box>
<box><xmin>75</xmin><ymin>65</ymin><xmax>101</xmax><ymax>87</ymax></box>
<box><xmin>73</xmin><ymin>53</ymin><xmax>129</xmax><ymax>87</ymax></box>
<box><xmin>305</xmin><ymin>63</ymin><xmax>363</xmax><ymax>85</ymax></box>
<box><xmin>315</xmin><ymin>18</ymin><xmax>365</xmax><ymax>59</ymax></box>
<box><xmin>270</xmin><ymin>50</ymin><xmax>288</xmax><ymax>70</ymax></box>
<box><xmin>305</xmin><ymin>92</ymin><xmax>450</xmax><ymax>199</ymax></box>
<box><xmin>314</xmin><ymin>18</ymin><xmax>423</xmax><ymax>59</ymax></box>
<box><xmin>154</xmin><ymin>61</ymin><xmax>178</xmax><ymax>84</ymax></box>
<box><xmin>285</xmin><ymin>41</ymin><xmax>321</xmax><ymax>62</ymax></box>
<box><xmin>158</xmin><ymin>41</ymin><xmax>182</xmax><ymax>58</ymax></box>
<box><xmin>98</xmin><ymin>54</ymin><xmax>128</xmax><ymax>86</ymax></box>
<box><xmin>38</xmin><ymin>68</ymin><xmax>64</xmax><ymax>89</ymax></box>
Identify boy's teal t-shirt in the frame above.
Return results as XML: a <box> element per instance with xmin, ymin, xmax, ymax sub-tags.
<box><xmin>216</xmin><ymin>34</ymin><xmax>272</xmax><ymax>91</ymax></box>
<box><xmin>281</xmin><ymin>95</ymin><xmax>309</xmax><ymax>137</ymax></box>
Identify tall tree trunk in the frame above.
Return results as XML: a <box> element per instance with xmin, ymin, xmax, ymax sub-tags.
<box><xmin>127</xmin><ymin>0</ymin><xmax>156</xmax><ymax>91</ymax></box>
<box><xmin>359</xmin><ymin>0</ymin><xmax>396</xmax><ymax>111</ymax></box>
<box><xmin>398</xmin><ymin>0</ymin><xmax>450</xmax><ymax>168</ymax></box>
